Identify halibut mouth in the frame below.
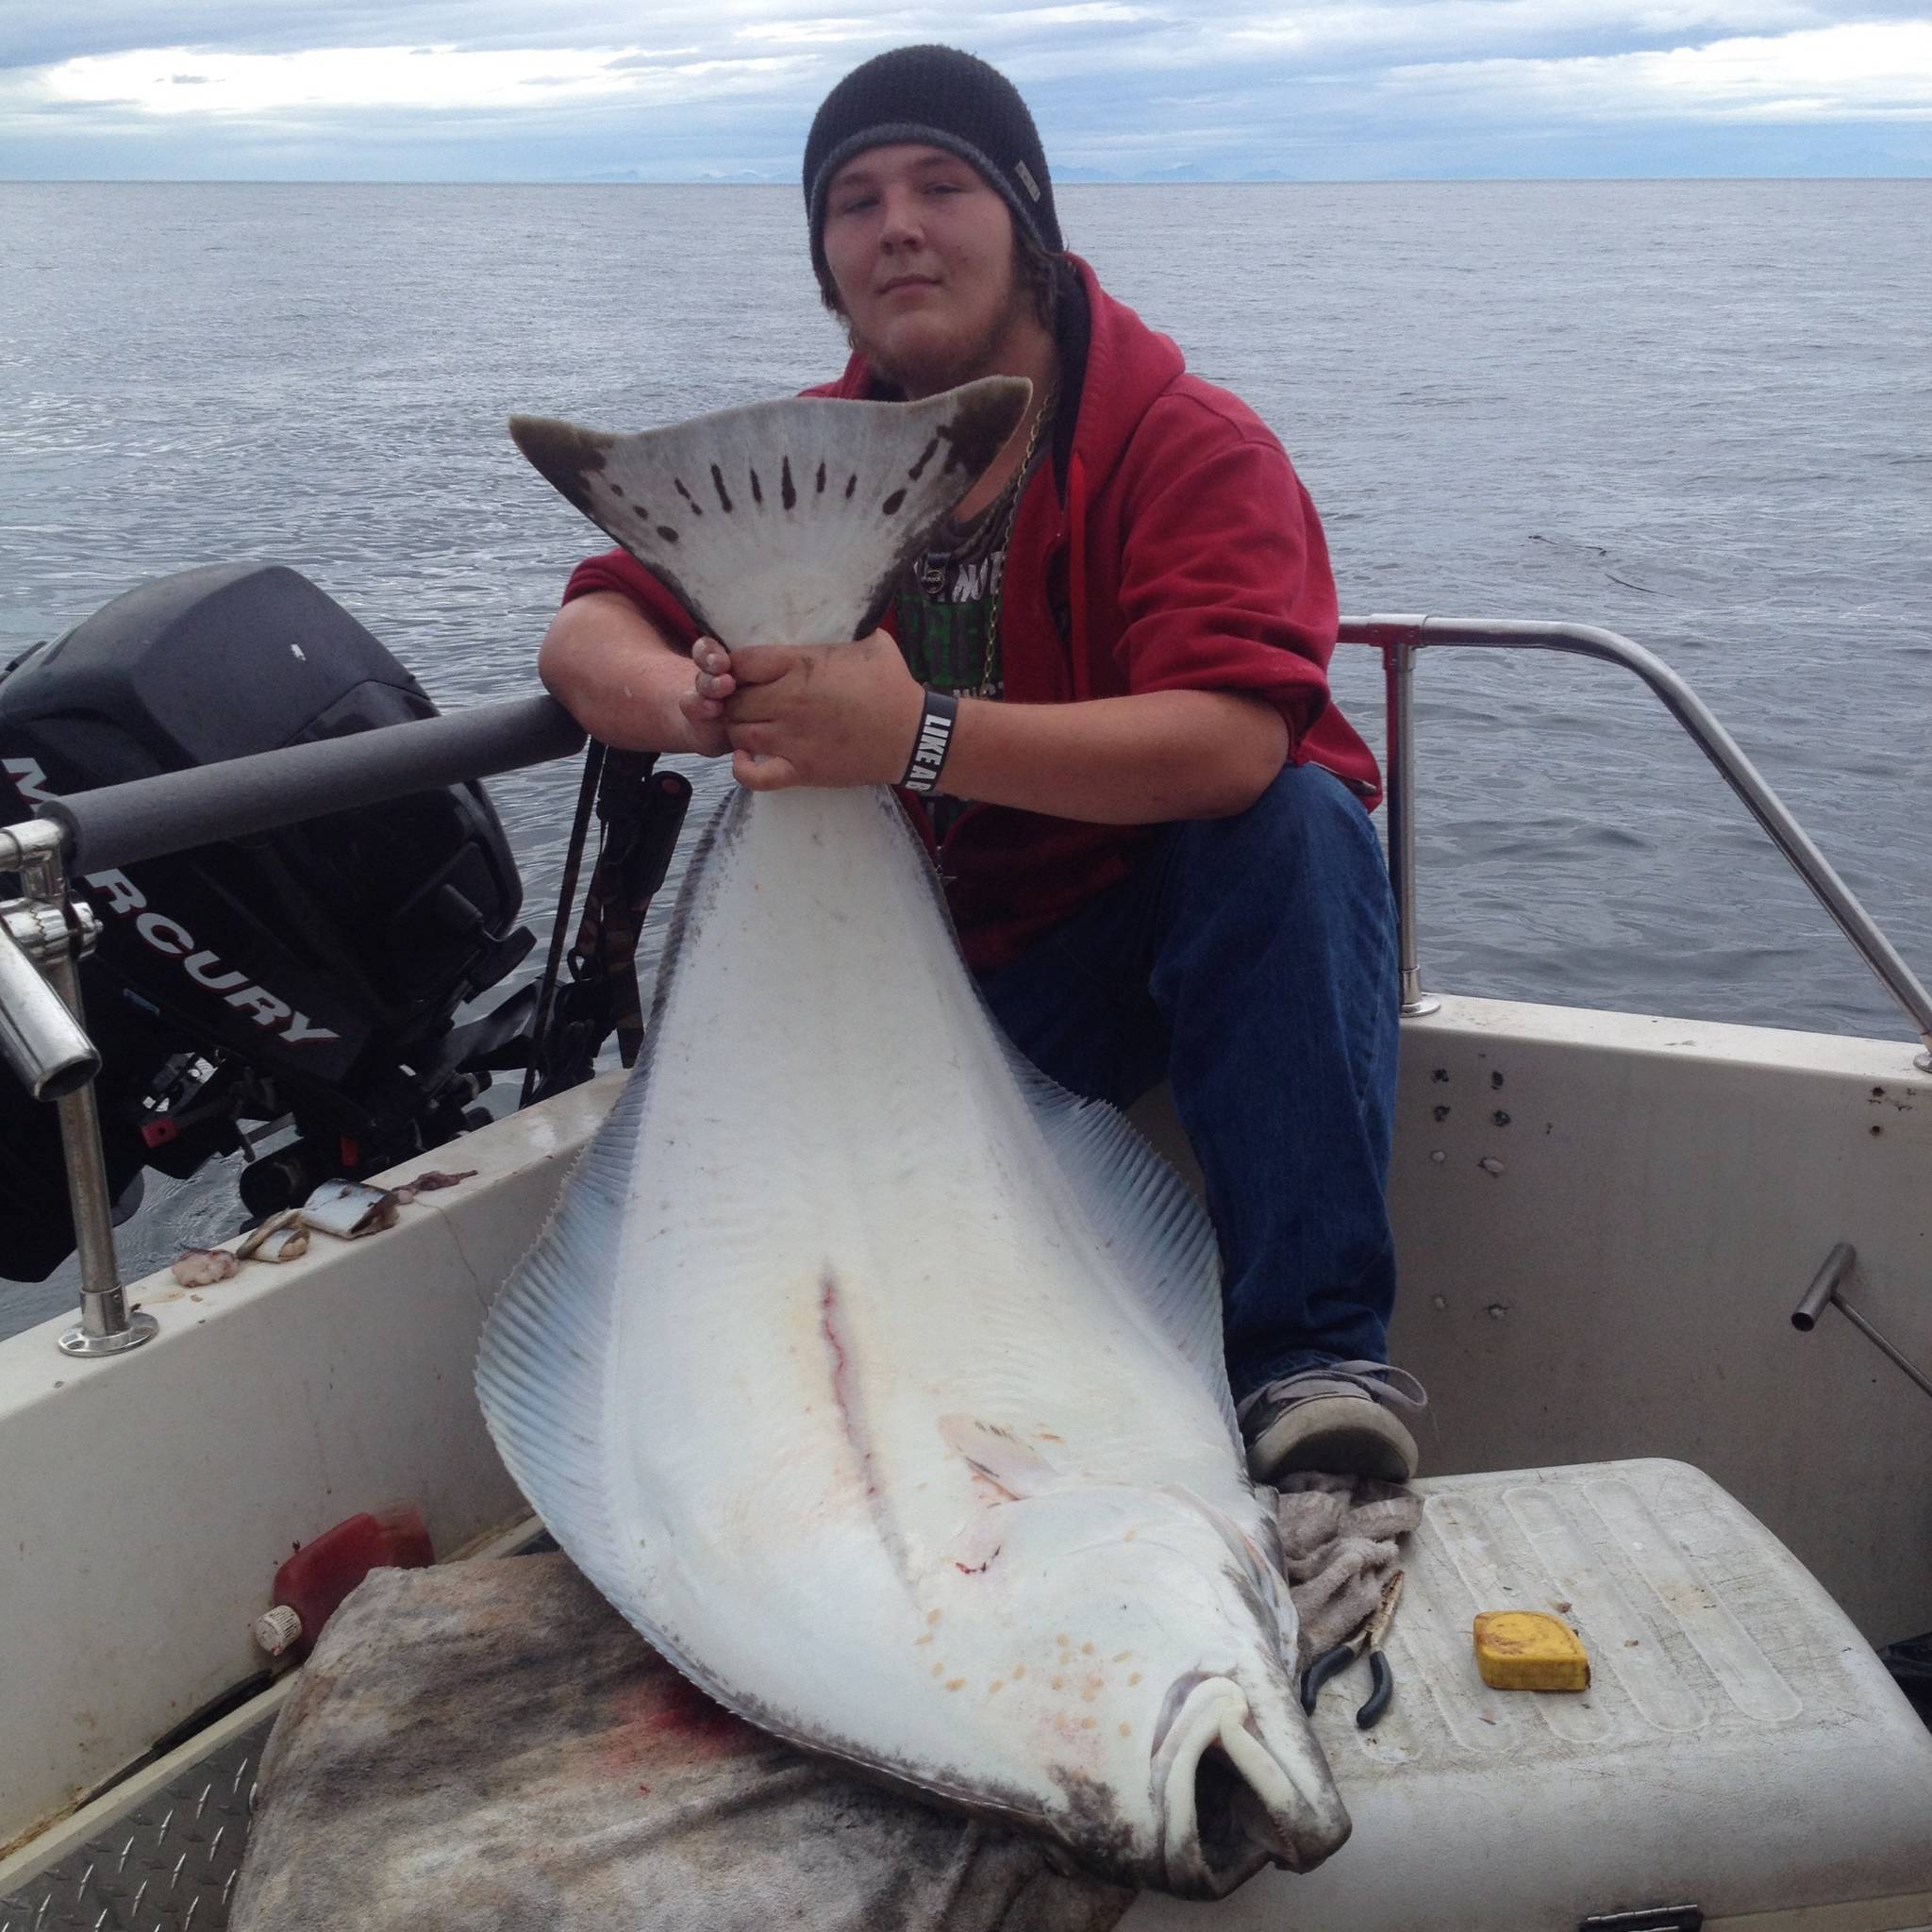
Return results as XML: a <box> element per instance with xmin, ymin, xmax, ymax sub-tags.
<box><xmin>1153</xmin><ymin>1676</ymin><xmax>1351</xmax><ymax>1898</ymax></box>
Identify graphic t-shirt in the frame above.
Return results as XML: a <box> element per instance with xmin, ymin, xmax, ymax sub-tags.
<box><xmin>891</xmin><ymin>442</ymin><xmax>1049</xmax><ymax>839</ymax></box>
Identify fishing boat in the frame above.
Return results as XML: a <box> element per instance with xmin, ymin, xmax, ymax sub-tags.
<box><xmin>1</xmin><ymin>563</ymin><xmax>1927</xmax><ymax>1928</ymax></box>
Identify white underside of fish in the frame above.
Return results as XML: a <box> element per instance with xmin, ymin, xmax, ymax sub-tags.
<box><xmin>478</xmin><ymin>383</ymin><xmax>1349</xmax><ymax>1896</ymax></box>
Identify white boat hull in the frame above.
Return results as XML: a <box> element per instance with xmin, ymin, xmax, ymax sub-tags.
<box><xmin>3</xmin><ymin>995</ymin><xmax>1928</xmax><ymax>1893</ymax></box>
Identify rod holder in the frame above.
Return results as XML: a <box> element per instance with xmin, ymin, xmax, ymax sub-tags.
<box><xmin>1790</xmin><ymin>1242</ymin><xmax>1856</xmax><ymax>1331</ymax></box>
<box><xmin>1791</xmin><ymin>1241</ymin><xmax>1932</xmax><ymax>1406</ymax></box>
<box><xmin>0</xmin><ymin>818</ymin><xmax>156</xmax><ymax>1358</ymax></box>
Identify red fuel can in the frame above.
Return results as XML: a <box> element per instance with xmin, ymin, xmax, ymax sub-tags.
<box><xmin>253</xmin><ymin>1506</ymin><xmax>434</xmax><ymax>1660</ymax></box>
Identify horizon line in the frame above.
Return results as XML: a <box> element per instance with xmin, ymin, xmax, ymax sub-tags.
<box><xmin>5</xmin><ymin>172</ymin><xmax>1928</xmax><ymax>187</ymax></box>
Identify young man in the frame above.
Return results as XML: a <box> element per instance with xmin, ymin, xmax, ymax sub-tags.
<box><xmin>538</xmin><ymin>44</ymin><xmax>1425</xmax><ymax>1482</ymax></box>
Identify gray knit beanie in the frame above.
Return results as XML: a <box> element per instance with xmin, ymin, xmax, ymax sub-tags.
<box><xmin>803</xmin><ymin>45</ymin><xmax>1064</xmax><ymax>284</ymax></box>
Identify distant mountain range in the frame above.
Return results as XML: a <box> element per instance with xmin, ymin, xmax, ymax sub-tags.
<box><xmin>575</xmin><ymin>164</ymin><xmax>1304</xmax><ymax>185</ymax></box>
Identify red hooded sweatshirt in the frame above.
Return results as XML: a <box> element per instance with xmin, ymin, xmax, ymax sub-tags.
<box><xmin>563</xmin><ymin>257</ymin><xmax>1379</xmax><ymax>974</ymax></box>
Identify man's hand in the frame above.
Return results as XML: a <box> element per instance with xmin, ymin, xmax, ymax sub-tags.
<box><xmin>703</xmin><ymin>631</ymin><xmax>924</xmax><ymax>792</ymax></box>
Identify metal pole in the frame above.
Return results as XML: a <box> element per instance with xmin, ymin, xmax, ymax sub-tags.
<box><xmin>8</xmin><ymin>833</ymin><xmax>158</xmax><ymax>1358</ymax></box>
<box><xmin>0</xmin><ymin>901</ymin><xmax>99</xmax><ymax>1100</ymax></box>
<box><xmin>1340</xmin><ymin>615</ymin><xmax>1932</xmax><ymax>1068</ymax></box>
<box><xmin>43</xmin><ymin>694</ymin><xmax>585</xmax><ymax>874</ymax></box>
<box><xmin>1369</xmin><ymin>619</ymin><xmax>1439</xmax><ymax>1018</ymax></box>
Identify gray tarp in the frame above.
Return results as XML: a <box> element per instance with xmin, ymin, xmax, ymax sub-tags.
<box><xmin>230</xmin><ymin>1477</ymin><xmax>1417</xmax><ymax>1930</ymax></box>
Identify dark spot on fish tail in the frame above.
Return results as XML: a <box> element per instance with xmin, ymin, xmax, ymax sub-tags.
<box><xmin>845</xmin><ymin>473</ymin><xmax>858</xmax><ymax>499</ymax></box>
<box><xmin>881</xmin><ymin>488</ymin><xmax>907</xmax><ymax>514</ymax></box>
<box><xmin>656</xmin><ymin>525</ymin><xmax>679</xmax><ymax>542</ymax></box>
<box><xmin>609</xmin><ymin>483</ymin><xmax>625</xmax><ymax>498</ymax></box>
<box><xmin>509</xmin><ymin>416</ymin><xmax>610</xmax><ymax>486</ymax></box>
<box><xmin>749</xmin><ymin>465</ymin><xmax>764</xmax><ymax>507</ymax></box>
<box><xmin>780</xmin><ymin>457</ymin><xmax>796</xmax><ymax>509</ymax></box>
<box><xmin>908</xmin><ymin>436</ymin><xmax>941</xmax><ymax>480</ymax></box>
<box><xmin>815</xmin><ymin>460</ymin><xmax>827</xmax><ymax>494</ymax></box>
<box><xmin>710</xmin><ymin>464</ymin><xmax>733</xmax><ymax>512</ymax></box>
<box><xmin>940</xmin><ymin>386</ymin><xmax>1030</xmax><ymax>478</ymax></box>
<box><xmin>675</xmin><ymin>477</ymin><xmax>703</xmax><ymax>515</ymax></box>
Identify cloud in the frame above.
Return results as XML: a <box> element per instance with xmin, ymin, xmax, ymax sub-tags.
<box><xmin>0</xmin><ymin>1</ymin><xmax>1926</xmax><ymax>175</ymax></box>
<box><xmin>733</xmin><ymin>17</ymin><xmax>899</xmax><ymax>44</ymax></box>
<box><xmin>16</xmin><ymin>43</ymin><xmax>808</xmax><ymax>118</ymax></box>
<box><xmin>1381</xmin><ymin>19</ymin><xmax>1932</xmax><ymax>119</ymax></box>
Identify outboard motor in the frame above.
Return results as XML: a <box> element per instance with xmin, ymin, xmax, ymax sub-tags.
<box><xmin>0</xmin><ymin>563</ymin><xmax>536</xmax><ymax>1280</ymax></box>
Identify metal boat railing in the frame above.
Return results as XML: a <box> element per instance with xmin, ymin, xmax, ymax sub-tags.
<box><xmin>1344</xmin><ymin>614</ymin><xmax>1932</xmax><ymax>1074</ymax></box>
<box><xmin>2</xmin><ymin>623</ymin><xmax>1929</xmax><ymax>1362</ymax></box>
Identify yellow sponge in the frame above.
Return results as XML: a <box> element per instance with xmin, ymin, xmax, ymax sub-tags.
<box><xmin>1473</xmin><ymin>1610</ymin><xmax>1591</xmax><ymax>1691</ymax></box>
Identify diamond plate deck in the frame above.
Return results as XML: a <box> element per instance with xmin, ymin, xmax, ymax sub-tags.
<box><xmin>0</xmin><ymin>1724</ymin><xmax>269</xmax><ymax>1932</ymax></box>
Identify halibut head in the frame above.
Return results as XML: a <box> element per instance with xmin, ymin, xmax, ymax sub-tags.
<box><xmin>477</xmin><ymin>382</ymin><xmax>1350</xmax><ymax>1897</ymax></box>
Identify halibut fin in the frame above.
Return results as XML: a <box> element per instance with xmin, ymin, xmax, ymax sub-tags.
<box><xmin>473</xmin><ymin>1061</ymin><xmax>651</xmax><ymax>1607</ymax></box>
<box><xmin>999</xmin><ymin>1044</ymin><xmax>1236</xmax><ymax>1439</ymax></box>
<box><xmin>508</xmin><ymin>380</ymin><xmax>1031</xmax><ymax>646</ymax></box>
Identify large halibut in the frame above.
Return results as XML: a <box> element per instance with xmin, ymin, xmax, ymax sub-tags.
<box><xmin>476</xmin><ymin>382</ymin><xmax>1350</xmax><ymax>1897</ymax></box>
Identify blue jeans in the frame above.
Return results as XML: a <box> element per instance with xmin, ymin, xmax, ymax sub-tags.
<box><xmin>977</xmin><ymin>762</ymin><xmax>1400</xmax><ymax>1405</ymax></box>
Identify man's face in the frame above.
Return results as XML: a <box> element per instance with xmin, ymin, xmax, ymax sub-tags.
<box><xmin>821</xmin><ymin>142</ymin><xmax>1034</xmax><ymax>398</ymax></box>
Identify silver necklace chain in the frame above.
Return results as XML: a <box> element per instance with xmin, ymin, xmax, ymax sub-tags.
<box><xmin>978</xmin><ymin>381</ymin><xmax>1056</xmax><ymax>699</ymax></box>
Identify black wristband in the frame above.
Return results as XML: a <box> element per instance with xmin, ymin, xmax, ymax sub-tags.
<box><xmin>900</xmin><ymin>689</ymin><xmax>959</xmax><ymax>794</ymax></box>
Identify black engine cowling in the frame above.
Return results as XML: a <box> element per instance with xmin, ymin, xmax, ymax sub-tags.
<box><xmin>0</xmin><ymin>563</ymin><xmax>536</xmax><ymax>1279</ymax></box>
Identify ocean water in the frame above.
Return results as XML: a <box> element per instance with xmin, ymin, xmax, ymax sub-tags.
<box><xmin>1</xmin><ymin>179</ymin><xmax>1927</xmax><ymax>1325</ymax></box>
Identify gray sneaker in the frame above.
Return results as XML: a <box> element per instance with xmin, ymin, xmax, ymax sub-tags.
<box><xmin>1238</xmin><ymin>1361</ymin><xmax>1427</xmax><ymax>1484</ymax></box>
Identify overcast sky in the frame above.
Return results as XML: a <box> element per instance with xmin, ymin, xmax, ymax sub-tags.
<box><xmin>3</xmin><ymin>3</ymin><xmax>1927</xmax><ymax>181</ymax></box>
